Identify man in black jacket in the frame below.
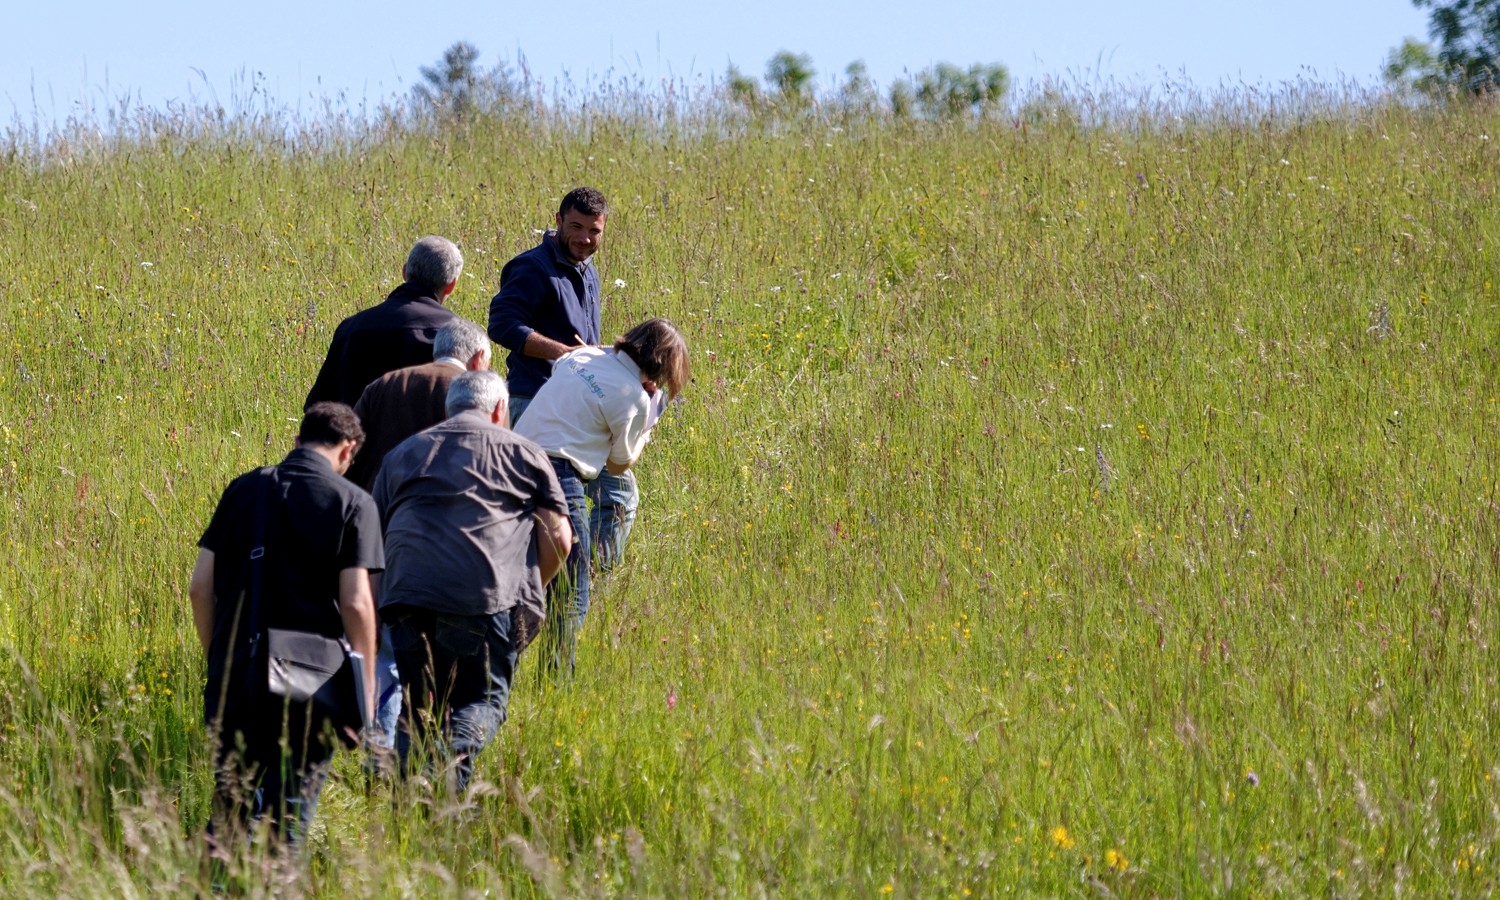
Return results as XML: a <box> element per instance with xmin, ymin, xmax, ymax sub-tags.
<box><xmin>305</xmin><ymin>236</ymin><xmax>463</xmax><ymax>409</ymax></box>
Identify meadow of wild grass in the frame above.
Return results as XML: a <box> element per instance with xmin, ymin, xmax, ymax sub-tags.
<box><xmin>0</xmin><ymin>82</ymin><xmax>1497</xmax><ymax>895</ymax></box>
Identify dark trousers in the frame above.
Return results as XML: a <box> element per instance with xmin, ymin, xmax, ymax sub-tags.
<box><xmin>208</xmin><ymin>696</ymin><xmax>335</xmax><ymax>847</ymax></box>
<box><xmin>384</xmin><ymin>605</ymin><xmax>519</xmax><ymax>793</ymax></box>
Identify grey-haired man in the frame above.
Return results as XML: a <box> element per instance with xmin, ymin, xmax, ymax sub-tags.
<box><xmin>372</xmin><ymin>370</ymin><xmax>571</xmax><ymax>792</ymax></box>
<box><xmin>347</xmin><ymin>317</ymin><xmax>492</xmax><ymax>491</ymax></box>
<box><xmin>306</xmin><ymin>235</ymin><xmax>463</xmax><ymax>410</ymax></box>
<box><xmin>346</xmin><ymin>317</ymin><xmax>492</xmax><ymax>751</ymax></box>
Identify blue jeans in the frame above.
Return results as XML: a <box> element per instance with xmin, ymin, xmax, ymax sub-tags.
<box><xmin>374</xmin><ymin>625</ymin><xmax>401</xmax><ymax>750</ymax></box>
<box><xmin>510</xmin><ymin>394</ymin><xmax>639</xmax><ymax>572</ymax></box>
<box><xmin>589</xmin><ymin>467</ymin><xmax>637</xmax><ymax>573</ymax></box>
<box><xmin>384</xmin><ymin>606</ymin><xmax>519</xmax><ymax>794</ymax></box>
<box><xmin>543</xmin><ymin>455</ymin><xmax>591</xmax><ymax>674</ymax></box>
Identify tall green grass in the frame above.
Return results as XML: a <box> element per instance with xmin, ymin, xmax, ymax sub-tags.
<box><xmin>0</xmin><ymin>82</ymin><xmax>1497</xmax><ymax>894</ymax></box>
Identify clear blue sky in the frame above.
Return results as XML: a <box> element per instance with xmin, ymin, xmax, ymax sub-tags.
<box><xmin>6</xmin><ymin>0</ymin><xmax>1433</xmax><ymax>125</ymax></box>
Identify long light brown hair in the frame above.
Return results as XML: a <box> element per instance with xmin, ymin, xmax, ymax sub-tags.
<box><xmin>614</xmin><ymin>318</ymin><xmax>690</xmax><ymax>400</ymax></box>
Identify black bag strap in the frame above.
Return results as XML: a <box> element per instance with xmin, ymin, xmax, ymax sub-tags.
<box><xmin>246</xmin><ymin>465</ymin><xmax>278</xmax><ymax>640</ymax></box>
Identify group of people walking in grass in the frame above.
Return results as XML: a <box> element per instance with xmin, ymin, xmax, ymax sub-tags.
<box><xmin>188</xmin><ymin>186</ymin><xmax>689</xmax><ymax>846</ymax></box>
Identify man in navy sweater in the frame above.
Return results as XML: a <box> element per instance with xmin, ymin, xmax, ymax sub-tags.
<box><xmin>488</xmin><ymin>188</ymin><xmax>638</xmax><ymax>574</ymax></box>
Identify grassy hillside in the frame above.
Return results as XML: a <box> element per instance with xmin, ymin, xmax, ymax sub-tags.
<box><xmin>0</xmin><ymin>90</ymin><xmax>1497</xmax><ymax>895</ymax></box>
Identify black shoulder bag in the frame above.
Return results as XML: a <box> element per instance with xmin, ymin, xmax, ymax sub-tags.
<box><xmin>247</xmin><ymin>466</ymin><xmax>364</xmax><ymax>747</ymax></box>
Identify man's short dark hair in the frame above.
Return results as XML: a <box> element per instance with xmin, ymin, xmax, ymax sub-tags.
<box><xmin>299</xmin><ymin>402</ymin><xmax>365</xmax><ymax>451</ymax></box>
<box><xmin>559</xmin><ymin>186</ymin><xmax>609</xmax><ymax>218</ymax></box>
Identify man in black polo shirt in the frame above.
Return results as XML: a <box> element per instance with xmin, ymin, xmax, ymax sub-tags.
<box><xmin>305</xmin><ymin>235</ymin><xmax>463</xmax><ymax>409</ymax></box>
<box><xmin>188</xmin><ymin>402</ymin><xmax>382</xmax><ymax>844</ymax></box>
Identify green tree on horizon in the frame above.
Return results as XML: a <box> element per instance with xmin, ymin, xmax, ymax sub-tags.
<box><xmin>1387</xmin><ymin>0</ymin><xmax>1500</xmax><ymax>93</ymax></box>
<box><xmin>765</xmin><ymin>50</ymin><xmax>816</xmax><ymax>109</ymax></box>
<box><xmin>413</xmin><ymin>41</ymin><xmax>514</xmax><ymax>120</ymax></box>
<box><xmin>722</xmin><ymin>52</ymin><xmax>1009</xmax><ymax>120</ymax></box>
<box><xmin>913</xmin><ymin>62</ymin><xmax>1009</xmax><ymax>118</ymax></box>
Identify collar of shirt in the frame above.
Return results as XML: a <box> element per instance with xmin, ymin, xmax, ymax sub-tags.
<box><xmin>544</xmin><ymin>230</ymin><xmax>592</xmax><ymax>274</ymax></box>
<box><xmin>448</xmin><ymin>408</ymin><xmax>499</xmax><ymax>429</ymax></box>
<box><xmin>434</xmin><ymin>356</ymin><xmax>466</xmax><ymax>371</ymax></box>
<box><xmin>607</xmin><ymin>347</ymin><xmax>643</xmax><ymax>383</ymax></box>
<box><xmin>281</xmin><ymin>445</ymin><xmax>337</xmax><ymax>475</ymax></box>
<box><xmin>387</xmin><ymin>281</ymin><xmax>447</xmax><ymax>307</ymax></box>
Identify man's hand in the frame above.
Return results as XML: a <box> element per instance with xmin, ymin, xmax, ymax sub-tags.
<box><xmin>522</xmin><ymin>331</ymin><xmax>587</xmax><ymax>362</ymax></box>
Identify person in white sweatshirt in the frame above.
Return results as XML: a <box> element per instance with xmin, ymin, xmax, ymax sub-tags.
<box><xmin>514</xmin><ymin>317</ymin><xmax>690</xmax><ymax>673</ymax></box>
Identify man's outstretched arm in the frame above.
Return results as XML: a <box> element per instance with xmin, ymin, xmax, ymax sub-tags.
<box><xmin>522</xmin><ymin>331</ymin><xmax>584</xmax><ymax>361</ymax></box>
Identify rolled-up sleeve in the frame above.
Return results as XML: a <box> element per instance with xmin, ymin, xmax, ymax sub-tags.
<box><xmin>607</xmin><ymin>399</ymin><xmax>653</xmax><ymax>469</ymax></box>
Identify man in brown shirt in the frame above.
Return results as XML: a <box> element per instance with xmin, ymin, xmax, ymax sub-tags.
<box><xmin>346</xmin><ymin>318</ymin><xmax>492</xmax><ymax>491</ymax></box>
<box><xmin>344</xmin><ymin>317</ymin><xmax>490</xmax><ymax>751</ymax></box>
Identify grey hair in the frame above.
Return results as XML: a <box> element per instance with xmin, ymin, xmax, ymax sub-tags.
<box><xmin>433</xmin><ymin>318</ymin><xmax>489</xmax><ymax>362</ymax></box>
<box><xmin>446</xmin><ymin>370</ymin><xmax>508</xmax><ymax>418</ymax></box>
<box><xmin>405</xmin><ymin>235</ymin><xmax>464</xmax><ymax>291</ymax></box>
